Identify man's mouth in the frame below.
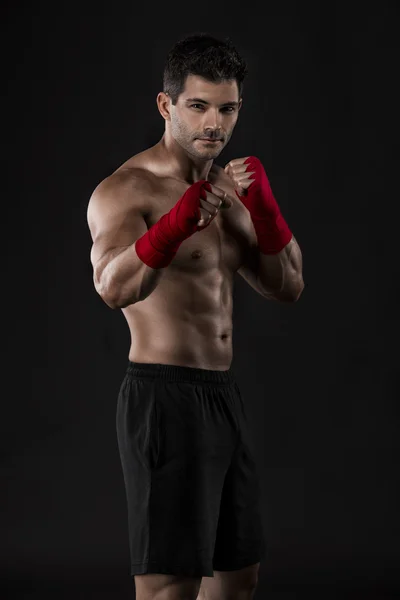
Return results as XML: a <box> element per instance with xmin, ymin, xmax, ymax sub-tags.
<box><xmin>197</xmin><ymin>138</ymin><xmax>222</xmax><ymax>143</ymax></box>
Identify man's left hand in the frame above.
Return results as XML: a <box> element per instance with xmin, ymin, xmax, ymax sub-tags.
<box><xmin>224</xmin><ymin>157</ymin><xmax>255</xmax><ymax>197</ymax></box>
<box><xmin>224</xmin><ymin>155</ymin><xmax>293</xmax><ymax>255</ymax></box>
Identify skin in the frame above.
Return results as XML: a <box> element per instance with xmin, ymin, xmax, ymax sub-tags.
<box><xmin>88</xmin><ymin>73</ymin><xmax>303</xmax><ymax>371</ymax></box>
<box><xmin>87</xmin><ymin>73</ymin><xmax>304</xmax><ymax>599</ymax></box>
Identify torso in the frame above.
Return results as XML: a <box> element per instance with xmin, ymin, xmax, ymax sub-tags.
<box><xmin>111</xmin><ymin>145</ymin><xmax>255</xmax><ymax>371</ymax></box>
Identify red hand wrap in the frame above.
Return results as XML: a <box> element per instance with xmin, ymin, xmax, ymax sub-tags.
<box><xmin>237</xmin><ymin>156</ymin><xmax>292</xmax><ymax>254</ymax></box>
<box><xmin>135</xmin><ymin>180</ymin><xmax>212</xmax><ymax>268</ymax></box>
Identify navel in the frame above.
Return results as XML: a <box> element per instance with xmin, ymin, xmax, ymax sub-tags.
<box><xmin>191</xmin><ymin>249</ymin><xmax>203</xmax><ymax>259</ymax></box>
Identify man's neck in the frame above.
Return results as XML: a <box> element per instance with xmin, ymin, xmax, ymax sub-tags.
<box><xmin>157</xmin><ymin>133</ymin><xmax>213</xmax><ymax>184</ymax></box>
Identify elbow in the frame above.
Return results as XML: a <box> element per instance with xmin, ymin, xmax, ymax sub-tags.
<box><xmin>100</xmin><ymin>287</ymin><xmax>138</xmax><ymax>309</ymax></box>
<box><xmin>95</xmin><ymin>277</ymin><xmax>137</xmax><ymax>310</ymax></box>
<box><xmin>94</xmin><ymin>274</ymin><xmax>115</xmax><ymax>308</ymax></box>
<box><xmin>100</xmin><ymin>294</ymin><xmax>120</xmax><ymax>310</ymax></box>
<box><xmin>97</xmin><ymin>285</ymin><xmax>119</xmax><ymax>310</ymax></box>
<box><xmin>287</xmin><ymin>278</ymin><xmax>305</xmax><ymax>302</ymax></box>
<box><xmin>274</xmin><ymin>278</ymin><xmax>305</xmax><ymax>303</ymax></box>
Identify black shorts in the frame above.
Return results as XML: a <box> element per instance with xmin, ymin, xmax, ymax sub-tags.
<box><xmin>116</xmin><ymin>361</ymin><xmax>267</xmax><ymax>578</ymax></box>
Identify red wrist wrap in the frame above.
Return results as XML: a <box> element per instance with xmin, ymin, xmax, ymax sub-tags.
<box><xmin>237</xmin><ymin>156</ymin><xmax>293</xmax><ymax>254</ymax></box>
<box><xmin>135</xmin><ymin>180</ymin><xmax>212</xmax><ymax>268</ymax></box>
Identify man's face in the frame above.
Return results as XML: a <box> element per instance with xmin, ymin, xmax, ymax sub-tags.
<box><xmin>169</xmin><ymin>74</ymin><xmax>242</xmax><ymax>160</ymax></box>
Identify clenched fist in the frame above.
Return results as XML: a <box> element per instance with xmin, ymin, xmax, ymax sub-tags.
<box><xmin>224</xmin><ymin>157</ymin><xmax>256</xmax><ymax>197</ymax></box>
<box><xmin>197</xmin><ymin>184</ymin><xmax>234</xmax><ymax>227</ymax></box>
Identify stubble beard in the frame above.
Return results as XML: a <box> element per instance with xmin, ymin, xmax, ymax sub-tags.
<box><xmin>171</xmin><ymin>116</ymin><xmax>229</xmax><ymax>161</ymax></box>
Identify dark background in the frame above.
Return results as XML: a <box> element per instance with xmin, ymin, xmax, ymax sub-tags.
<box><xmin>2</xmin><ymin>1</ymin><xmax>399</xmax><ymax>598</ymax></box>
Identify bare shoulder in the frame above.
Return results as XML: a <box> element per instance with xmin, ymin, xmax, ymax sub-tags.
<box><xmin>88</xmin><ymin>162</ymin><xmax>157</xmax><ymax>225</ymax></box>
<box><xmin>93</xmin><ymin>165</ymin><xmax>154</xmax><ymax>204</ymax></box>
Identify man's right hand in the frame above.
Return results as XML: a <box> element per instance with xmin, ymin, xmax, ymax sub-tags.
<box><xmin>197</xmin><ymin>184</ymin><xmax>233</xmax><ymax>228</ymax></box>
<box><xmin>135</xmin><ymin>179</ymin><xmax>234</xmax><ymax>269</ymax></box>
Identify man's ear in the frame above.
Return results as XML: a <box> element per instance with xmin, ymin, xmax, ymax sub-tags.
<box><xmin>157</xmin><ymin>92</ymin><xmax>172</xmax><ymax>121</ymax></box>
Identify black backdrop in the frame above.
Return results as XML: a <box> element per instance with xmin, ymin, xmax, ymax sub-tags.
<box><xmin>3</xmin><ymin>2</ymin><xmax>399</xmax><ymax>598</ymax></box>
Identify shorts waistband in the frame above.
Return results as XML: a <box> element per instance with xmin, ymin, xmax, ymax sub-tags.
<box><xmin>126</xmin><ymin>361</ymin><xmax>235</xmax><ymax>385</ymax></box>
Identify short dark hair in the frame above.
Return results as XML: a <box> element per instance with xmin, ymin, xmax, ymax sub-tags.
<box><xmin>163</xmin><ymin>33</ymin><xmax>248</xmax><ymax>104</ymax></box>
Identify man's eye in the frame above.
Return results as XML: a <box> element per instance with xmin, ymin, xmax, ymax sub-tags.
<box><xmin>190</xmin><ymin>104</ymin><xmax>235</xmax><ymax>112</ymax></box>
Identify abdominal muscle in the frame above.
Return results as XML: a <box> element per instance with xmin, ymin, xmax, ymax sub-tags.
<box><xmin>121</xmin><ymin>265</ymin><xmax>234</xmax><ymax>371</ymax></box>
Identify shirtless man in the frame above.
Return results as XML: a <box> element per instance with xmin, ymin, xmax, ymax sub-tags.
<box><xmin>87</xmin><ymin>33</ymin><xmax>304</xmax><ymax>600</ymax></box>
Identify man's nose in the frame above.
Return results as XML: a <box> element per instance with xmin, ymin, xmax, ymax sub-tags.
<box><xmin>203</xmin><ymin>110</ymin><xmax>222</xmax><ymax>134</ymax></box>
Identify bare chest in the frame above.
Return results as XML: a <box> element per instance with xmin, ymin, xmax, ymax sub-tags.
<box><xmin>144</xmin><ymin>177</ymin><xmax>251</xmax><ymax>274</ymax></box>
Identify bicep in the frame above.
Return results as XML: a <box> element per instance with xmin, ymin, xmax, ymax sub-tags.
<box><xmin>87</xmin><ymin>177</ymin><xmax>149</xmax><ymax>280</ymax></box>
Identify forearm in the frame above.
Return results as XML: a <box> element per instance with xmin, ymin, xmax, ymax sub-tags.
<box><xmin>95</xmin><ymin>244</ymin><xmax>165</xmax><ymax>309</ymax></box>
<box><xmin>257</xmin><ymin>235</ymin><xmax>304</xmax><ymax>301</ymax></box>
